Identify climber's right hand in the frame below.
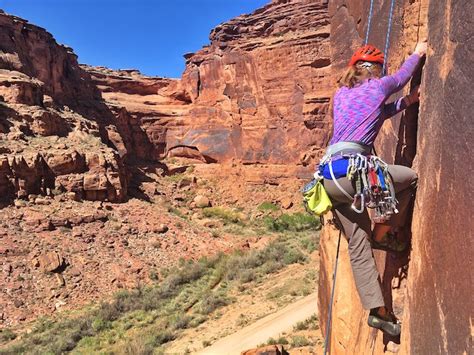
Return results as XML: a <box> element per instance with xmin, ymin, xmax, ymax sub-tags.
<box><xmin>414</xmin><ymin>41</ymin><xmax>427</xmax><ymax>57</ymax></box>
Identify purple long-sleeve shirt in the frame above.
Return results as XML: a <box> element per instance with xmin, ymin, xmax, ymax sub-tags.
<box><xmin>330</xmin><ymin>53</ymin><xmax>421</xmax><ymax>147</ymax></box>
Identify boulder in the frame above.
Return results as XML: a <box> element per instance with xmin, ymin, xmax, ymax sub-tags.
<box><xmin>194</xmin><ymin>195</ymin><xmax>211</xmax><ymax>208</ymax></box>
<box><xmin>241</xmin><ymin>345</ymin><xmax>289</xmax><ymax>355</ymax></box>
<box><xmin>33</xmin><ymin>252</ymin><xmax>64</xmax><ymax>273</ymax></box>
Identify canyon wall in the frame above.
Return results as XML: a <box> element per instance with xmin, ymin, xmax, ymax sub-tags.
<box><xmin>0</xmin><ymin>11</ymin><xmax>128</xmax><ymax>202</ymax></box>
<box><xmin>85</xmin><ymin>0</ymin><xmax>333</xmax><ymax>167</ymax></box>
<box><xmin>318</xmin><ymin>0</ymin><xmax>473</xmax><ymax>354</ymax></box>
<box><xmin>0</xmin><ymin>0</ymin><xmax>334</xmax><ymax>203</ymax></box>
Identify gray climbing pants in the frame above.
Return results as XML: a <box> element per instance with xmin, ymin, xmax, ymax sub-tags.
<box><xmin>324</xmin><ymin>164</ymin><xmax>417</xmax><ymax>310</ymax></box>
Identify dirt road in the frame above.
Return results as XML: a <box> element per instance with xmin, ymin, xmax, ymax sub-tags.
<box><xmin>197</xmin><ymin>293</ymin><xmax>318</xmax><ymax>355</ymax></box>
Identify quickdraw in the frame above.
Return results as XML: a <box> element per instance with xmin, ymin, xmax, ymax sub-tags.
<box><xmin>326</xmin><ymin>153</ymin><xmax>398</xmax><ymax>222</ymax></box>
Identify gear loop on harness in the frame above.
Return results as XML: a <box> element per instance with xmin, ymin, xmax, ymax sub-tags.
<box><xmin>321</xmin><ymin>148</ymin><xmax>399</xmax><ymax>222</ymax></box>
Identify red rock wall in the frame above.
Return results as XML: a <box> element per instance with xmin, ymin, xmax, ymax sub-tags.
<box><xmin>401</xmin><ymin>0</ymin><xmax>473</xmax><ymax>353</ymax></box>
<box><xmin>319</xmin><ymin>0</ymin><xmax>472</xmax><ymax>354</ymax></box>
<box><xmin>86</xmin><ymin>0</ymin><xmax>333</xmax><ymax>167</ymax></box>
<box><xmin>0</xmin><ymin>11</ymin><xmax>128</xmax><ymax>202</ymax></box>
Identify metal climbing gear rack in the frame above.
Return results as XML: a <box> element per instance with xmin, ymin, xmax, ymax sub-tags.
<box><xmin>324</xmin><ymin>153</ymin><xmax>398</xmax><ymax>222</ymax></box>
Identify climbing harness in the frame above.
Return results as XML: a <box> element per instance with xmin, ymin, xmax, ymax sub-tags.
<box><xmin>318</xmin><ymin>142</ymin><xmax>399</xmax><ymax>223</ymax></box>
<box><xmin>323</xmin><ymin>229</ymin><xmax>342</xmax><ymax>355</ymax></box>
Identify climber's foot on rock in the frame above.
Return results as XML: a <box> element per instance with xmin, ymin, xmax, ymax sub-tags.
<box><xmin>371</xmin><ymin>231</ymin><xmax>408</xmax><ymax>253</ymax></box>
<box><xmin>368</xmin><ymin>307</ymin><xmax>401</xmax><ymax>336</ymax></box>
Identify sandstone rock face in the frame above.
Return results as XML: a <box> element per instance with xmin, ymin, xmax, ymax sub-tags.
<box><xmin>319</xmin><ymin>1</ymin><xmax>472</xmax><ymax>354</ymax></box>
<box><xmin>85</xmin><ymin>0</ymin><xmax>333</xmax><ymax>168</ymax></box>
<box><xmin>0</xmin><ymin>13</ymin><xmax>127</xmax><ymax>202</ymax></box>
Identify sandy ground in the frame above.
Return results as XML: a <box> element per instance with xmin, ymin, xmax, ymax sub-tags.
<box><xmin>197</xmin><ymin>293</ymin><xmax>318</xmax><ymax>355</ymax></box>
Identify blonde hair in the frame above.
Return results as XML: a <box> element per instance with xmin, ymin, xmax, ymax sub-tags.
<box><xmin>338</xmin><ymin>62</ymin><xmax>383</xmax><ymax>88</ymax></box>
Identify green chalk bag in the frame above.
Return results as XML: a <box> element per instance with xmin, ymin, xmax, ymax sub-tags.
<box><xmin>302</xmin><ymin>178</ymin><xmax>333</xmax><ymax>216</ymax></box>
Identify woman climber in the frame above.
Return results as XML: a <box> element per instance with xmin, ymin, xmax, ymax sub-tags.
<box><xmin>321</xmin><ymin>41</ymin><xmax>427</xmax><ymax>336</ymax></box>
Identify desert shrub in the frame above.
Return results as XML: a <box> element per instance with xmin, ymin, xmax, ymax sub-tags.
<box><xmin>258</xmin><ymin>201</ymin><xmax>279</xmax><ymax>211</ymax></box>
<box><xmin>293</xmin><ymin>314</ymin><xmax>318</xmax><ymax>331</ymax></box>
<box><xmin>0</xmin><ymin>329</ymin><xmax>16</xmax><ymax>342</ymax></box>
<box><xmin>91</xmin><ymin>318</ymin><xmax>110</xmax><ymax>332</ymax></box>
<box><xmin>197</xmin><ymin>293</ymin><xmax>230</xmax><ymax>315</ymax></box>
<box><xmin>260</xmin><ymin>336</ymin><xmax>288</xmax><ymax>346</ymax></box>
<box><xmin>188</xmin><ymin>315</ymin><xmax>207</xmax><ymax>328</ymax></box>
<box><xmin>300</xmin><ymin>235</ymin><xmax>318</xmax><ymax>253</ymax></box>
<box><xmin>290</xmin><ymin>335</ymin><xmax>310</xmax><ymax>347</ymax></box>
<box><xmin>151</xmin><ymin>330</ymin><xmax>176</xmax><ymax>346</ymax></box>
<box><xmin>294</xmin><ymin>320</ymin><xmax>309</xmax><ymax>331</ymax></box>
<box><xmin>161</xmin><ymin>262</ymin><xmax>205</xmax><ymax>295</ymax></box>
<box><xmin>265</xmin><ymin>212</ymin><xmax>320</xmax><ymax>232</ymax></box>
<box><xmin>164</xmin><ymin>172</ymin><xmax>184</xmax><ymax>183</ymax></box>
<box><xmin>282</xmin><ymin>247</ymin><xmax>307</xmax><ymax>265</ymax></box>
<box><xmin>239</xmin><ymin>269</ymin><xmax>256</xmax><ymax>283</ymax></box>
<box><xmin>261</xmin><ymin>260</ymin><xmax>284</xmax><ymax>275</ymax></box>
<box><xmin>170</xmin><ymin>314</ymin><xmax>192</xmax><ymax>330</ymax></box>
<box><xmin>120</xmin><ymin>337</ymin><xmax>154</xmax><ymax>355</ymax></box>
<box><xmin>203</xmin><ymin>207</ymin><xmax>243</xmax><ymax>225</ymax></box>
<box><xmin>149</xmin><ymin>269</ymin><xmax>159</xmax><ymax>281</ymax></box>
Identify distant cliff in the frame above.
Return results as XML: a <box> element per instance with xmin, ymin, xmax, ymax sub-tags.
<box><xmin>85</xmin><ymin>0</ymin><xmax>333</xmax><ymax>166</ymax></box>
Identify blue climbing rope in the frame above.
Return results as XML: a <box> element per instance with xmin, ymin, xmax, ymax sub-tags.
<box><xmin>382</xmin><ymin>0</ymin><xmax>397</xmax><ymax>75</ymax></box>
<box><xmin>323</xmin><ymin>229</ymin><xmax>342</xmax><ymax>355</ymax></box>
<box><xmin>364</xmin><ymin>0</ymin><xmax>375</xmax><ymax>45</ymax></box>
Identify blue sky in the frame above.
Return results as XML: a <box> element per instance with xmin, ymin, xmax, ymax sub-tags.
<box><xmin>0</xmin><ymin>0</ymin><xmax>269</xmax><ymax>78</ymax></box>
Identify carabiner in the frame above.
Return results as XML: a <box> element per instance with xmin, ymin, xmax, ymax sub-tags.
<box><xmin>351</xmin><ymin>193</ymin><xmax>365</xmax><ymax>213</ymax></box>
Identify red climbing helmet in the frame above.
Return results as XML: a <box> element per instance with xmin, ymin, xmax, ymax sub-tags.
<box><xmin>349</xmin><ymin>45</ymin><xmax>385</xmax><ymax>66</ymax></box>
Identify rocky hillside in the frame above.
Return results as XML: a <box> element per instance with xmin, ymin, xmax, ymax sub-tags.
<box><xmin>318</xmin><ymin>0</ymin><xmax>472</xmax><ymax>354</ymax></box>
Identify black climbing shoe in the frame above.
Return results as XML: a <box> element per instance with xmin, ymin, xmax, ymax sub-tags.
<box><xmin>370</xmin><ymin>231</ymin><xmax>407</xmax><ymax>253</ymax></box>
<box><xmin>368</xmin><ymin>309</ymin><xmax>401</xmax><ymax>336</ymax></box>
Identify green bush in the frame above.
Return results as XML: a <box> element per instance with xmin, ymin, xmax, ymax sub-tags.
<box><xmin>170</xmin><ymin>314</ymin><xmax>192</xmax><ymax>330</ymax></box>
<box><xmin>261</xmin><ymin>336</ymin><xmax>288</xmax><ymax>346</ymax></box>
<box><xmin>151</xmin><ymin>330</ymin><xmax>176</xmax><ymax>346</ymax></box>
<box><xmin>0</xmin><ymin>328</ymin><xmax>17</xmax><ymax>342</ymax></box>
<box><xmin>265</xmin><ymin>212</ymin><xmax>320</xmax><ymax>232</ymax></box>
<box><xmin>300</xmin><ymin>235</ymin><xmax>318</xmax><ymax>253</ymax></box>
<box><xmin>91</xmin><ymin>318</ymin><xmax>110</xmax><ymax>332</ymax></box>
<box><xmin>198</xmin><ymin>293</ymin><xmax>230</xmax><ymax>315</ymax></box>
<box><xmin>282</xmin><ymin>247</ymin><xmax>307</xmax><ymax>265</ymax></box>
<box><xmin>257</xmin><ymin>201</ymin><xmax>279</xmax><ymax>211</ymax></box>
<box><xmin>293</xmin><ymin>320</ymin><xmax>309</xmax><ymax>331</ymax></box>
<box><xmin>121</xmin><ymin>337</ymin><xmax>155</xmax><ymax>355</ymax></box>
<box><xmin>239</xmin><ymin>269</ymin><xmax>256</xmax><ymax>283</ymax></box>
<box><xmin>290</xmin><ymin>335</ymin><xmax>310</xmax><ymax>347</ymax></box>
<box><xmin>203</xmin><ymin>207</ymin><xmax>244</xmax><ymax>225</ymax></box>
